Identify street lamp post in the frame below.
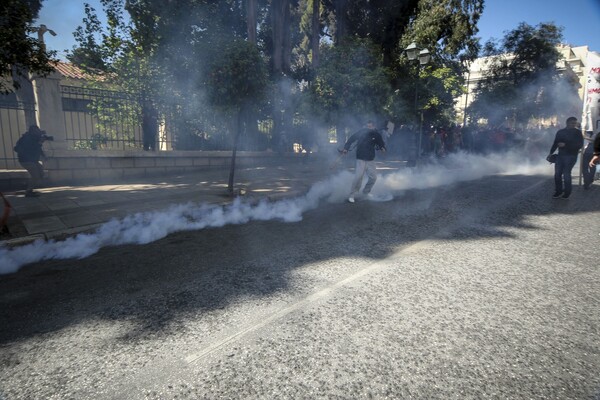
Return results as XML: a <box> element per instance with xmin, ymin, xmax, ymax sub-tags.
<box><xmin>32</xmin><ymin>24</ymin><xmax>57</xmax><ymax>52</ymax></box>
<box><xmin>404</xmin><ymin>42</ymin><xmax>430</xmax><ymax>164</ymax></box>
<box><xmin>462</xmin><ymin>60</ymin><xmax>472</xmax><ymax>127</ymax></box>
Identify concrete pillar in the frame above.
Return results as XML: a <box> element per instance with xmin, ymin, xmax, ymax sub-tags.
<box><xmin>31</xmin><ymin>71</ymin><xmax>67</xmax><ymax>149</ymax></box>
<box><xmin>159</xmin><ymin>119</ymin><xmax>172</xmax><ymax>151</ymax></box>
<box><xmin>11</xmin><ymin>67</ymin><xmax>37</xmax><ymax>128</ymax></box>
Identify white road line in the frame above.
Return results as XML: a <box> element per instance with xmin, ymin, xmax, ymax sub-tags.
<box><xmin>185</xmin><ymin>176</ymin><xmax>548</xmax><ymax>364</ymax></box>
<box><xmin>185</xmin><ymin>248</ymin><xmax>405</xmax><ymax>364</ymax></box>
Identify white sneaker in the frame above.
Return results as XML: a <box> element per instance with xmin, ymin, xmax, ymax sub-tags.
<box><xmin>348</xmin><ymin>196</ymin><xmax>355</xmax><ymax>203</ymax></box>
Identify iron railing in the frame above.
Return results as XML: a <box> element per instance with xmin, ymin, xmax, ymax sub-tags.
<box><xmin>0</xmin><ymin>99</ymin><xmax>35</xmax><ymax>169</ymax></box>
<box><xmin>61</xmin><ymin>85</ymin><xmax>148</xmax><ymax>150</ymax></box>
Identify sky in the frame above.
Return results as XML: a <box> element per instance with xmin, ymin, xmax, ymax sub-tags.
<box><xmin>36</xmin><ymin>0</ymin><xmax>600</xmax><ymax>60</ymax></box>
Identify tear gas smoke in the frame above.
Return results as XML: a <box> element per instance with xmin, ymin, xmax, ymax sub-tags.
<box><xmin>0</xmin><ymin>150</ymin><xmax>550</xmax><ymax>274</ymax></box>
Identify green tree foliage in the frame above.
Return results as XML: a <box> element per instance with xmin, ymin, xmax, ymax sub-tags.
<box><xmin>468</xmin><ymin>22</ymin><xmax>580</xmax><ymax>127</ymax></box>
<box><xmin>322</xmin><ymin>0</ymin><xmax>419</xmax><ymax>65</ymax></box>
<box><xmin>67</xmin><ymin>3</ymin><xmax>106</xmax><ymax>70</ymax></box>
<box><xmin>204</xmin><ymin>39</ymin><xmax>269</xmax><ymax>193</ymax></box>
<box><xmin>310</xmin><ymin>38</ymin><xmax>390</xmax><ymax>142</ymax></box>
<box><xmin>205</xmin><ymin>40</ymin><xmax>268</xmax><ymax>110</ymax></box>
<box><xmin>316</xmin><ymin>0</ymin><xmax>482</xmax><ymax>129</ymax></box>
<box><xmin>393</xmin><ymin>0</ymin><xmax>482</xmax><ymax>126</ymax></box>
<box><xmin>425</xmin><ymin>66</ymin><xmax>466</xmax><ymax>124</ymax></box>
<box><xmin>66</xmin><ymin>1</ymin><xmax>153</xmax><ymax>147</ymax></box>
<box><xmin>124</xmin><ymin>0</ymin><xmax>251</xmax><ymax>150</ymax></box>
<box><xmin>63</xmin><ymin>0</ymin><xmax>485</xmax><ymax>149</ymax></box>
<box><xmin>321</xmin><ymin>0</ymin><xmax>482</xmax><ymax>66</ymax></box>
<box><xmin>297</xmin><ymin>0</ymin><xmax>322</xmax><ymax>73</ymax></box>
<box><xmin>1</xmin><ymin>0</ymin><xmax>56</xmax><ymax>92</ymax></box>
<box><xmin>405</xmin><ymin>0</ymin><xmax>483</xmax><ymax>62</ymax></box>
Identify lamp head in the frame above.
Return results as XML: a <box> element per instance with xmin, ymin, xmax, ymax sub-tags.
<box><xmin>419</xmin><ymin>49</ymin><xmax>431</xmax><ymax>65</ymax></box>
<box><xmin>405</xmin><ymin>42</ymin><xmax>419</xmax><ymax>61</ymax></box>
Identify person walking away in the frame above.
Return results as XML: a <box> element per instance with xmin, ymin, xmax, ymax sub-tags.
<box><xmin>547</xmin><ymin>117</ymin><xmax>584</xmax><ymax>199</ymax></box>
<box><xmin>582</xmin><ymin>131</ymin><xmax>598</xmax><ymax>190</ymax></box>
<box><xmin>142</xmin><ymin>101</ymin><xmax>159</xmax><ymax>151</ymax></box>
<box><xmin>433</xmin><ymin>127</ymin><xmax>444</xmax><ymax>157</ymax></box>
<box><xmin>342</xmin><ymin>121</ymin><xmax>386</xmax><ymax>203</ymax></box>
<box><xmin>589</xmin><ymin>130</ymin><xmax>600</xmax><ymax>168</ymax></box>
<box><xmin>13</xmin><ymin>125</ymin><xmax>48</xmax><ymax>197</ymax></box>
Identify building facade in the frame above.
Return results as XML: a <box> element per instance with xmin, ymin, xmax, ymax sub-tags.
<box><xmin>455</xmin><ymin>44</ymin><xmax>590</xmax><ymax>128</ymax></box>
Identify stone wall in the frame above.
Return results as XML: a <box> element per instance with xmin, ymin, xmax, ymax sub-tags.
<box><xmin>1</xmin><ymin>149</ymin><xmax>312</xmax><ymax>190</ymax></box>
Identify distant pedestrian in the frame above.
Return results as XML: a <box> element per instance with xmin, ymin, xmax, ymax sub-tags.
<box><xmin>582</xmin><ymin>131</ymin><xmax>598</xmax><ymax>190</ymax></box>
<box><xmin>589</xmin><ymin>130</ymin><xmax>600</xmax><ymax>168</ymax></box>
<box><xmin>547</xmin><ymin>117</ymin><xmax>584</xmax><ymax>199</ymax></box>
<box><xmin>142</xmin><ymin>101</ymin><xmax>159</xmax><ymax>151</ymax></box>
<box><xmin>342</xmin><ymin>121</ymin><xmax>386</xmax><ymax>203</ymax></box>
<box><xmin>433</xmin><ymin>127</ymin><xmax>444</xmax><ymax>157</ymax></box>
<box><xmin>13</xmin><ymin>125</ymin><xmax>50</xmax><ymax>197</ymax></box>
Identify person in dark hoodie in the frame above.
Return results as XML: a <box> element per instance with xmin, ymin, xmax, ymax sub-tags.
<box><xmin>13</xmin><ymin>125</ymin><xmax>47</xmax><ymax>197</ymax></box>
<box><xmin>547</xmin><ymin>117</ymin><xmax>584</xmax><ymax>199</ymax></box>
<box><xmin>342</xmin><ymin>121</ymin><xmax>386</xmax><ymax>203</ymax></box>
<box><xmin>582</xmin><ymin>131</ymin><xmax>598</xmax><ymax>190</ymax></box>
<box><xmin>589</xmin><ymin>129</ymin><xmax>600</xmax><ymax>168</ymax></box>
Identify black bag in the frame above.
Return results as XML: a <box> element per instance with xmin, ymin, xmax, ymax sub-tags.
<box><xmin>546</xmin><ymin>154</ymin><xmax>557</xmax><ymax>163</ymax></box>
<box><xmin>13</xmin><ymin>137</ymin><xmax>24</xmax><ymax>155</ymax></box>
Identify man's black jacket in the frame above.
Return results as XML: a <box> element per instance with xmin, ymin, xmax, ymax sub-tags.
<box><xmin>344</xmin><ymin>128</ymin><xmax>386</xmax><ymax>161</ymax></box>
<box><xmin>14</xmin><ymin>132</ymin><xmax>43</xmax><ymax>163</ymax></box>
<box><xmin>549</xmin><ymin>127</ymin><xmax>583</xmax><ymax>156</ymax></box>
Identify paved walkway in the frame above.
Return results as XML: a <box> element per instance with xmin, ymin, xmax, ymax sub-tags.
<box><xmin>0</xmin><ymin>160</ymin><xmax>329</xmax><ymax>245</ymax></box>
<box><xmin>2</xmin><ymin>158</ymin><xmax>403</xmax><ymax>247</ymax></box>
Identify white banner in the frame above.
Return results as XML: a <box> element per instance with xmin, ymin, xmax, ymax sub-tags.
<box><xmin>582</xmin><ymin>51</ymin><xmax>600</xmax><ymax>134</ymax></box>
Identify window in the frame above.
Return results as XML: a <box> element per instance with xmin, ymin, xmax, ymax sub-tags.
<box><xmin>62</xmin><ymin>97</ymin><xmax>92</xmax><ymax>112</ymax></box>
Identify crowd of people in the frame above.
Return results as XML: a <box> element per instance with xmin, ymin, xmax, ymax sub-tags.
<box><xmin>382</xmin><ymin>122</ymin><xmax>567</xmax><ymax>161</ymax></box>
<box><xmin>380</xmin><ymin>117</ymin><xmax>600</xmax><ymax>199</ymax></box>
<box><xmin>339</xmin><ymin>117</ymin><xmax>598</xmax><ymax>203</ymax></box>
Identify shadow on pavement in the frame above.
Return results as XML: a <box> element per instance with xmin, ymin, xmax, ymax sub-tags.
<box><xmin>0</xmin><ymin>173</ymin><xmax>599</xmax><ymax>345</ymax></box>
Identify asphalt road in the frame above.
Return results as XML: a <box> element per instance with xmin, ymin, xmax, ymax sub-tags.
<box><xmin>1</xmin><ymin>173</ymin><xmax>599</xmax><ymax>399</ymax></box>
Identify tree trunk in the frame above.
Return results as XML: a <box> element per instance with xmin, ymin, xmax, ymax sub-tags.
<box><xmin>271</xmin><ymin>0</ymin><xmax>293</xmax><ymax>74</ymax></box>
<box><xmin>334</xmin><ymin>0</ymin><xmax>348</xmax><ymax>45</ymax></box>
<box><xmin>244</xmin><ymin>0</ymin><xmax>259</xmax><ymax>149</ymax></box>
<box><xmin>271</xmin><ymin>0</ymin><xmax>291</xmax><ymax>149</ymax></box>
<box><xmin>311</xmin><ymin>0</ymin><xmax>320</xmax><ymax>69</ymax></box>
<box><xmin>228</xmin><ymin>107</ymin><xmax>244</xmax><ymax>195</ymax></box>
<box><xmin>282</xmin><ymin>1</ymin><xmax>292</xmax><ymax>74</ymax></box>
<box><xmin>11</xmin><ymin>66</ymin><xmax>36</xmax><ymax>129</ymax></box>
<box><xmin>246</xmin><ymin>0</ymin><xmax>257</xmax><ymax>44</ymax></box>
<box><xmin>271</xmin><ymin>0</ymin><xmax>287</xmax><ymax>75</ymax></box>
<box><xmin>336</xmin><ymin>120</ymin><xmax>346</xmax><ymax>147</ymax></box>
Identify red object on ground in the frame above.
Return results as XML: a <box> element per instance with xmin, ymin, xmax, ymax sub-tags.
<box><xmin>0</xmin><ymin>192</ymin><xmax>11</xmax><ymax>235</ymax></box>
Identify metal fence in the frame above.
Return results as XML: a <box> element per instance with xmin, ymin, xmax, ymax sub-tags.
<box><xmin>0</xmin><ymin>96</ymin><xmax>35</xmax><ymax>169</ymax></box>
<box><xmin>1</xmin><ymin>83</ymin><xmax>317</xmax><ymax>170</ymax></box>
<box><xmin>61</xmin><ymin>85</ymin><xmax>148</xmax><ymax>150</ymax></box>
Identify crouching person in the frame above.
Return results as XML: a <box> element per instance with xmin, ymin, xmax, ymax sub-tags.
<box><xmin>14</xmin><ymin>125</ymin><xmax>48</xmax><ymax>197</ymax></box>
<box><xmin>342</xmin><ymin>121</ymin><xmax>386</xmax><ymax>203</ymax></box>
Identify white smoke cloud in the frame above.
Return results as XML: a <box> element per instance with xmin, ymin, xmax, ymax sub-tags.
<box><xmin>0</xmin><ymin>150</ymin><xmax>551</xmax><ymax>274</ymax></box>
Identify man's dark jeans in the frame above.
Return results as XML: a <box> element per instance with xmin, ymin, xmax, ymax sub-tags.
<box><xmin>554</xmin><ymin>154</ymin><xmax>578</xmax><ymax>195</ymax></box>
<box><xmin>582</xmin><ymin>150</ymin><xmax>597</xmax><ymax>187</ymax></box>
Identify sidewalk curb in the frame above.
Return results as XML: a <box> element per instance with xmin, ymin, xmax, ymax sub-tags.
<box><xmin>1</xmin><ymin>234</ymin><xmax>46</xmax><ymax>248</ymax></box>
<box><xmin>1</xmin><ymin>224</ymin><xmax>105</xmax><ymax>249</ymax></box>
<box><xmin>0</xmin><ymin>189</ymin><xmax>309</xmax><ymax>249</ymax></box>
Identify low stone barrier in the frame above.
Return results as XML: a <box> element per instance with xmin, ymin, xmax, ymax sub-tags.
<box><xmin>1</xmin><ymin>149</ymin><xmax>315</xmax><ymax>190</ymax></box>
